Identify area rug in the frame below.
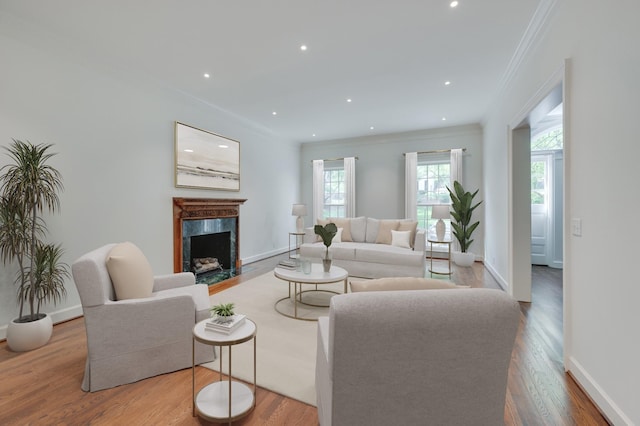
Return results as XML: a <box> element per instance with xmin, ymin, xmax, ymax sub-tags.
<box><xmin>202</xmin><ymin>272</ymin><xmax>345</xmax><ymax>406</ymax></box>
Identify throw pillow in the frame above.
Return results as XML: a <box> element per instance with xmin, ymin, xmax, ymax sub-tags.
<box><xmin>375</xmin><ymin>220</ymin><xmax>400</xmax><ymax>245</ymax></box>
<box><xmin>349</xmin><ymin>216</ymin><xmax>367</xmax><ymax>242</ymax></box>
<box><xmin>398</xmin><ymin>220</ymin><xmax>418</xmax><ymax>248</ymax></box>
<box><xmin>365</xmin><ymin>218</ymin><xmax>380</xmax><ymax>243</ymax></box>
<box><xmin>106</xmin><ymin>242</ymin><xmax>154</xmax><ymax>300</ymax></box>
<box><xmin>333</xmin><ymin>227</ymin><xmax>343</xmax><ymax>243</ymax></box>
<box><xmin>391</xmin><ymin>230</ymin><xmax>411</xmax><ymax>249</ymax></box>
<box><xmin>329</xmin><ymin>218</ymin><xmax>352</xmax><ymax>241</ymax></box>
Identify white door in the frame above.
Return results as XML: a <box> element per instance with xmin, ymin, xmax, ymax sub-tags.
<box><xmin>531</xmin><ymin>155</ymin><xmax>550</xmax><ymax>265</ymax></box>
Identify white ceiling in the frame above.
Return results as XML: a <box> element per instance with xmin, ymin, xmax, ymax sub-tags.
<box><xmin>1</xmin><ymin>0</ymin><xmax>542</xmax><ymax>142</ymax></box>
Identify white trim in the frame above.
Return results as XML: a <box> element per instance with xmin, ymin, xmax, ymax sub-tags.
<box><xmin>483</xmin><ymin>260</ymin><xmax>509</xmax><ymax>292</ymax></box>
<box><xmin>566</xmin><ymin>357</ymin><xmax>630</xmax><ymax>426</ymax></box>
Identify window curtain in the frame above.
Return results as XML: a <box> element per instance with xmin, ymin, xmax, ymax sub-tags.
<box><xmin>344</xmin><ymin>157</ymin><xmax>356</xmax><ymax>218</ymax></box>
<box><xmin>450</xmin><ymin>148</ymin><xmax>463</xmax><ymax>187</ymax></box>
<box><xmin>404</xmin><ymin>152</ymin><xmax>417</xmax><ymax>220</ymax></box>
<box><xmin>312</xmin><ymin>159</ymin><xmax>324</xmax><ymax>222</ymax></box>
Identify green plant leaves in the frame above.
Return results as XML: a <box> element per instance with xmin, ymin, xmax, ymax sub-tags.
<box><xmin>446</xmin><ymin>180</ymin><xmax>482</xmax><ymax>253</ymax></box>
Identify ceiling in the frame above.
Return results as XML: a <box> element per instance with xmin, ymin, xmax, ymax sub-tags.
<box><xmin>1</xmin><ymin>0</ymin><xmax>542</xmax><ymax>142</ymax></box>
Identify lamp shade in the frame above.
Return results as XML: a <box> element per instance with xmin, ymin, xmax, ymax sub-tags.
<box><xmin>431</xmin><ymin>205</ymin><xmax>450</xmax><ymax>220</ymax></box>
<box><xmin>291</xmin><ymin>203</ymin><xmax>307</xmax><ymax>216</ymax></box>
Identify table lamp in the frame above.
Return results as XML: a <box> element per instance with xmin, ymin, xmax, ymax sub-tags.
<box><xmin>292</xmin><ymin>203</ymin><xmax>307</xmax><ymax>233</ymax></box>
<box><xmin>431</xmin><ymin>205</ymin><xmax>450</xmax><ymax>242</ymax></box>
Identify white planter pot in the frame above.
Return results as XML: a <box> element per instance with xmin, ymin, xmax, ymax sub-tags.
<box><xmin>6</xmin><ymin>313</ymin><xmax>53</xmax><ymax>352</ymax></box>
<box><xmin>452</xmin><ymin>251</ymin><xmax>475</xmax><ymax>267</ymax></box>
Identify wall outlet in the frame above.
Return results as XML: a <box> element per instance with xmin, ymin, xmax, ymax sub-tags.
<box><xmin>571</xmin><ymin>218</ymin><xmax>582</xmax><ymax>236</ymax></box>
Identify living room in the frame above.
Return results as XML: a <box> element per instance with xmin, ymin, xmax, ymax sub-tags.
<box><xmin>1</xmin><ymin>1</ymin><xmax>639</xmax><ymax>425</ymax></box>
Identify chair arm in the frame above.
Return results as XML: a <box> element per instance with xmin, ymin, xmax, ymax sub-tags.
<box><xmin>84</xmin><ymin>294</ymin><xmax>196</xmax><ymax>358</ymax></box>
<box><xmin>153</xmin><ymin>272</ymin><xmax>195</xmax><ymax>292</ymax></box>
<box><xmin>414</xmin><ymin>229</ymin><xmax>426</xmax><ymax>252</ymax></box>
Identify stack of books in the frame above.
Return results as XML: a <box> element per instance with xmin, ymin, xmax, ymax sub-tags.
<box><xmin>205</xmin><ymin>314</ymin><xmax>246</xmax><ymax>335</ymax></box>
<box><xmin>277</xmin><ymin>259</ymin><xmax>297</xmax><ymax>270</ymax></box>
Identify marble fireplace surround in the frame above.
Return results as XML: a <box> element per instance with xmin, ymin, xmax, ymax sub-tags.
<box><xmin>172</xmin><ymin>197</ymin><xmax>247</xmax><ymax>275</ymax></box>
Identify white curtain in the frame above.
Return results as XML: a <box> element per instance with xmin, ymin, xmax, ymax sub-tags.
<box><xmin>344</xmin><ymin>157</ymin><xmax>356</xmax><ymax>218</ymax></box>
<box><xmin>312</xmin><ymin>160</ymin><xmax>324</xmax><ymax>222</ymax></box>
<box><xmin>404</xmin><ymin>152</ymin><xmax>417</xmax><ymax>220</ymax></box>
<box><xmin>450</xmin><ymin>148</ymin><xmax>463</xmax><ymax>188</ymax></box>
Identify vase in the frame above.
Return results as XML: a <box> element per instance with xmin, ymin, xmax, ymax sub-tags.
<box><xmin>322</xmin><ymin>249</ymin><xmax>332</xmax><ymax>272</ymax></box>
<box><xmin>6</xmin><ymin>313</ymin><xmax>53</xmax><ymax>352</ymax></box>
<box><xmin>452</xmin><ymin>251</ymin><xmax>475</xmax><ymax>267</ymax></box>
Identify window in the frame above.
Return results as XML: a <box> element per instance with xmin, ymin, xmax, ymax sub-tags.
<box><xmin>323</xmin><ymin>167</ymin><xmax>345</xmax><ymax>218</ymax></box>
<box><xmin>416</xmin><ymin>157</ymin><xmax>451</xmax><ymax>230</ymax></box>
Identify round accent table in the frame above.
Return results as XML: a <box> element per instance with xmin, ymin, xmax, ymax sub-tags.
<box><xmin>428</xmin><ymin>237</ymin><xmax>453</xmax><ymax>277</ymax></box>
<box><xmin>192</xmin><ymin>318</ymin><xmax>257</xmax><ymax>425</ymax></box>
<box><xmin>274</xmin><ymin>263</ymin><xmax>348</xmax><ymax>321</ymax></box>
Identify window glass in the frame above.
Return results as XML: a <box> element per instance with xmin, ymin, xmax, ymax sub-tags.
<box><xmin>416</xmin><ymin>160</ymin><xmax>451</xmax><ymax>230</ymax></box>
<box><xmin>323</xmin><ymin>168</ymin><xmax>345</xmax><ymax>218</ymax></box>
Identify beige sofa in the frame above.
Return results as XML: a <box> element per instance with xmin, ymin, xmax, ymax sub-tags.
<box><xmin>316</xmin><ymin>288</ymin><xmax>520</xmax><ymax>425</ymax></box>
<box><xmin>300</xmin><ymin>217</ymin><xmax>426</xmax><ymax>279</ymax></box>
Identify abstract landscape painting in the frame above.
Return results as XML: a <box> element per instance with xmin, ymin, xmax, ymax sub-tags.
<box><xmin>175</xmin><ymin>122</ymin><xmax>240</xmax><ymax>191</ymax></box>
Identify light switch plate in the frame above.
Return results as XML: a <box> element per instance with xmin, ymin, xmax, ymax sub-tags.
<box><xmin>571</xmin><ymin>218</ymin><xmax>582</xmax><ymax>236</ymax></box>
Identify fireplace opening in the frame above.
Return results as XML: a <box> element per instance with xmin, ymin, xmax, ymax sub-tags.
<box><xmin>190</xmin><ymin>232</ymin><xmax>231</xmax><ymax>276</ymax></box>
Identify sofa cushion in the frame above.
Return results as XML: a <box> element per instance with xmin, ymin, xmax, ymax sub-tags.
<box><xmin>330</xmin><ymin>218</ymin><xmax>352</xmax><ymax>242</ymax></box>
<box><xmin>347</xmin><ymin>242</ymin><xmax>423</xmax><ymax>267</ymax></box>
<box><xmin>349</xmin><ymin>216</ymin><xmax>367</xmax><ymax>242</ymax></box>
<box><xmin>391</xmin><ymin>230</ymin><xmax>412</xmax><ymax>249</ymax></box>
<box><xmin>349</xmin><ymin>277</ymin><xmax>465</xmax><ymax>292</ymax></box>
<box><xmin>375</xmin><ymin>220</ymin><xmax>400</xmax><ymax>245</ymax></box>
<box><xmin>106</xmin><ymin>242</ymin><xmax>154</xmax><ymax>300</ymax></box>
<box><xmin>365</xmin><ymin>218</ymin><xmax>379</xmax><ymax>243</ymax></box>
<box><xmin>301</xmin><ymin>242</ymin><xmax>357</xmax><ymax>261</ymax></box>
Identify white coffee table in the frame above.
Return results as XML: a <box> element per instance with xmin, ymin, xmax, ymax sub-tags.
<box><xmin>274</xmin><ymin>263</ymin><xmax>348</xmax><ymax>321</ymax></box>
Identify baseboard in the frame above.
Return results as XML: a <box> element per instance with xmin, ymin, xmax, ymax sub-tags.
<box><xmin>0</xmin><ymin>305</ymin><xmax>83</xmax><ymax>342</ymax></box>
<box><xmin>566</xmin><ymin>356</ymin><xmax>631</xmax><ymax>425</ymax></box>
<box><xmin>241</xmin><ymin>246</ymin><xmax>288</xmax><ymax>265</ymax></box>
<box><xmin>483</xmin><ymin>260</ymin><xmax>509</xmax><ymax>291</ymax></box>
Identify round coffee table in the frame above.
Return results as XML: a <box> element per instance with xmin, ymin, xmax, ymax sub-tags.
<box><xmin>274</xmin><ymin>263</ymin><xmax>348</xmax><ymax>321</ymax></box>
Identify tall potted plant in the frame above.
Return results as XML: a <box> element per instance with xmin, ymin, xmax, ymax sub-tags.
<box><xmin>446</xmin><ymin>180</ymin><xmax>482</xmax><ymax>267</ymax></box>
<box><xmin>0</xmin><ymin>139</ymin><xmax>69</xmax><ymax>351</ymax></box>
<box><xmin>314</xmin><ymin>222</ymin><xmax>337</xmax><ymax>272</ymax></box>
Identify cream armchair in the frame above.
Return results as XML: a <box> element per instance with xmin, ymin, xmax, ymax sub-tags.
<box><xmin>72</xmin><ymin>243</ymin><xmax>214</xmax><ymax>392</ymax></box>
<box><xmin>316</xmin><ymin>288</ymin><xmax>520</xmax><ymax>425</ymax></box>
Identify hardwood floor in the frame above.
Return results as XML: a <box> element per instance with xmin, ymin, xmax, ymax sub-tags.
<box><xmin>0</xmin><ymin>257</ymin><xmax>609</xmax><ymax>425</ymax></box>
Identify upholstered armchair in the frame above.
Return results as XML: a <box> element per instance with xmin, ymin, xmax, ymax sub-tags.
<box><xmin>316</xmin><ymin>288</ymin><xmax>520</xmax><ymax>426</ymax></box>
<box><xmin>72</xmin><ymin>242</ymin><xmax>214</xmax><ymax>392</ymax></box>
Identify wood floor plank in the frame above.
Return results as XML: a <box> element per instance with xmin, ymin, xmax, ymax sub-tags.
<box><xmin>0</xmin><ymin>258</ymin><xmax>609</xmax><ymax>425</ymax></box>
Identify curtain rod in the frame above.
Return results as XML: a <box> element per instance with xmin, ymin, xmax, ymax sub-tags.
<box><xmin>310</xmin><ymin>156</ymin><xmax>359</xmax><ymax>163</ymax></box>
<box><xmin>403</xmin><ymin>148</ymin><xmax>466</xmax><ymax>156</ymax></box>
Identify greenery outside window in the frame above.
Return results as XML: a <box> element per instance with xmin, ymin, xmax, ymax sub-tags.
<box><xmin>323</xmin><ymin>167</ymin><xmax>345</xmax><ymax>218</ymax></box>
<box><xmin>416</xmin><ymin>156</ymin><xmax>451</xmax><ymax>231</ymax></box>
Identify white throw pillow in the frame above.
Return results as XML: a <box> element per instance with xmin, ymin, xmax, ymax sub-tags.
<box><xmin>390</xmin><ymin>230</ymin><xmax>411</xmax><ymax>249</ymax></box>
<box><xmin>332</xmin><ymin>227</ymin><xmax>343</xmax><ymax>243</ymax></box>
<box><xmin>106</xmin><ymin>242</ymin><xmax>154</xmax><ymax>300</ymax></box>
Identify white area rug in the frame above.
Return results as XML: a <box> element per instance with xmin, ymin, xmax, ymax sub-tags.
<box><xmin>203</xmin><ymin>272</ymin><xmax>344</xmax><ymax>406</ymax></box>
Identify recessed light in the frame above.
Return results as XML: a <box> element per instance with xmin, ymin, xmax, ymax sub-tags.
<box><xmin>272</xmin><ymin>111</ymin><xmax>277</xmax><ymax>115</ymax></box>
<box><xmin>218</xmin><ymin>144</ymin><xmax>228</xmax><ymax>149</ymax></box>
<box><xmin>204</xmin><ymin>73</ymin><xmax>210</xmax><ymax>78</ymax></box>
<box><xmin>346</xmin><ymin>98</ymin><xmax>352</xmax><ymax>103</ymax></box>
<box><xmin>450</xmin><ymin>1</ymin><xmax>459</xmax><ymax>8</ymax></box>
<box><xmin>444</xmin><ymin>81</ymin><xmax>451</xmax><ymax>86</ymax></box>
<box><xmin>370</xmin><ymin>126</ymin><xmax>375</xmax><ymax>130</ymax></box>
<box><xmin>184</xmin><ymin>149</ymin><xmax>194</xmax><ymax>153</ymax></box>
<box><xmin>300</xmin><ymin>45</ymin><xmax>307</xmax><ymax>51</ymax></box>
<box><xmin>442</xmin><ymin>117</ymin><xmax>447</xmax><ymax>121</ymax></box>
<box><xmin>312</xmin><ymin>133</ymin><xmax>316</xmax><ymax>137</ymax></box>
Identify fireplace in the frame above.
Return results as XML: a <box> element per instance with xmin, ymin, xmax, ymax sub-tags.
<box><xmin>173</xmin><ymin>198</ymin><xmax>247</xmax><ymax>285</ymax></box>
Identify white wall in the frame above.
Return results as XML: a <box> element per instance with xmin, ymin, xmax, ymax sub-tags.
<box><xmin>0</xmin><ymin>23</ymin><xmax>299</xmax><ymax>336</ymax></box>
<box><xmin>300</xmin><ymin>124</ymin><xmax>484</xmax><ymax>256</ymax></box>
<box><xmin>483</xmin><ymin>0</ymin><xmax>639</xmax><ymax>423</ymax></box>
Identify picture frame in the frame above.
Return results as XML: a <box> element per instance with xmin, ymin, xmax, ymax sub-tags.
<box><xmin>174</xmin><ymin>121</ymin><xmax>240</xmax><ymax>191</ymax></box>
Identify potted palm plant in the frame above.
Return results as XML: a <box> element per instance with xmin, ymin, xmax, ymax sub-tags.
<box><xmin>314</xmin><ymin>222</ymin><xmax>337</xmax><ymax>272</ymax></box>
<box><xmin>446</xmin><ymin>180</ymin><xmax>482</xmax><ymax>267</ymax></box>
<box><xmin>0</xmin><ymin>140</ymin><xmax>69</xmax><ymax>351</ymax></box>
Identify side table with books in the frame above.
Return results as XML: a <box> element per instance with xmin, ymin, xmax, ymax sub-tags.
<box><xmin>192</xmin><ymin>317</ymin><xmax>257</xmax><ymax>424</ymax></box>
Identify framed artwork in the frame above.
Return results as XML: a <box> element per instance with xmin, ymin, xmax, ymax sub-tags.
<box><xmin>174</xmin><ymin>122</ymin><xmax>240</xmax><ymax>191</ymax></box>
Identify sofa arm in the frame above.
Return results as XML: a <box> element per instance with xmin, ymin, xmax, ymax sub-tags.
<box><xmin>303</xmin><ymin>227</ymin><xmax>317</xmax><ymax>244</ymax></box>
<box><xmin>153</xmin><ymin>272</ymin><xmax>196</xmax><ymax>292</ymax></box>
<box><xmin>414</xmin><ymin>229</ymin><xmax>426</xmax><ymax>252</ymax></box>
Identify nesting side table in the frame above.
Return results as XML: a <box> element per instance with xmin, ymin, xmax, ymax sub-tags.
<box><xmin>192</xmin><ymin>319</ymin><xmax>257</xmax><ymax>425</ymax></box>
<box><xmin>427</xmin><ymin>237</ymin><xmax>453</xmax><ymax>277</ymax></box>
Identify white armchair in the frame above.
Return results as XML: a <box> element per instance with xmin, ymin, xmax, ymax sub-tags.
<box><xmin>72</xmin><ymin>243</ymin><xmax>214</xmax><ymax>392</ymax></box>
<box><xmin>316</xmin><ymin>288</ymin><xmax>520</xmax><ymax>425</ymax></box>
